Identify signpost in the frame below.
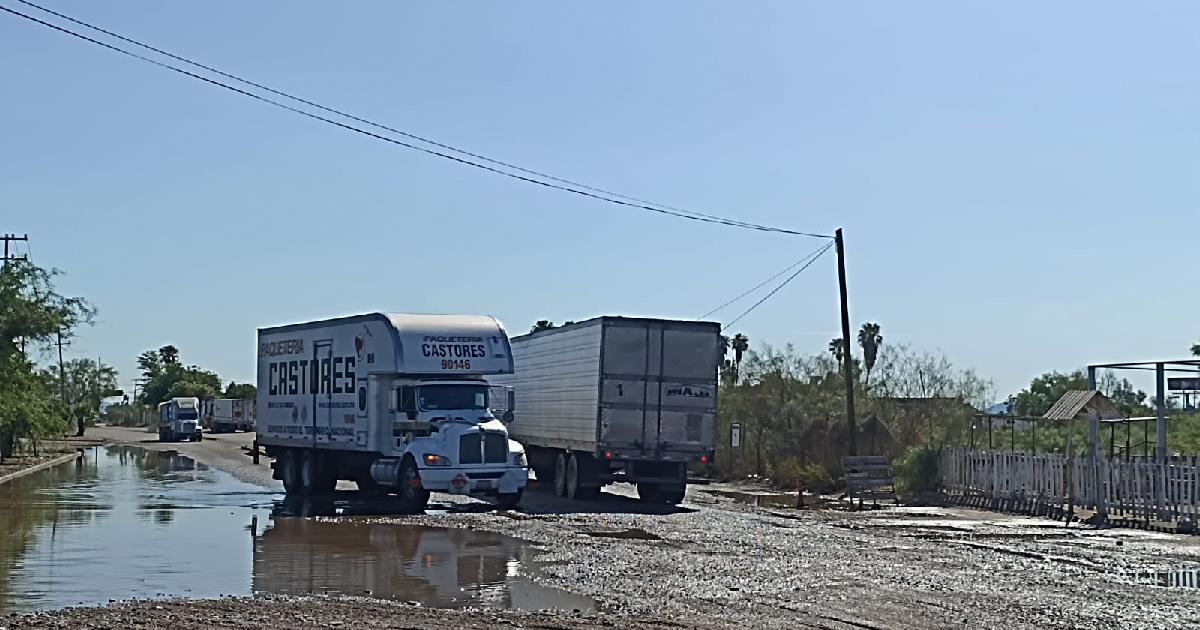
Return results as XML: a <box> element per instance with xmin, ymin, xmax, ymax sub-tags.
<box><xmin>730</xmin><ymin>423</ymin><xmax>742</xmax><ymax>448</ymax></box>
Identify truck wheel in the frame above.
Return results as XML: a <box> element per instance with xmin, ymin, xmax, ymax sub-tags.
<box><xmin>158</xmin><ymin>429</ymin><xmax>166</xmax><ymax>442</ymax></box>
<box><xmin>398</xmin><ymin>458</ymin><xmax>429</xmax><ymax>513</ymax></box>
<box><xmin>638</xmin><ymin>482</ymin><xmax>686</xmax><ymax>505</ymax></box>
<box><xmin>496</xmin><ymin>489</ymin><xmax>523</xmax><ymax>509</ymax></box>
<box><xmin>636</xmin><ymin>482</ymin><xmax>660</xmax><ymax>502</ymax></box>
<box><xmin>300</xmin><ymin>452</ymin><xmax>335</xmax><ymax>496</ymax></box>
<box><xmin>355</xmin><ymin>474</ymin><xmax>384</xmax><ymax>495</ymax></box>
<box><xmin>553</xmin><ymin>452</ymin><xmax>569</xmax><ymax>498</ymax></box>
<box><xmin>279</xmin><ymin>451</ymin><xmax>302</xmax><ymax>495</ymax></box>
<box><xmin>568</xmin><ymin>453</ymin><xmax>601</xmax><ymax>501</ymax></box>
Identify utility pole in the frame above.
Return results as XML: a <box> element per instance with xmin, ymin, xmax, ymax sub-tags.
<box><xmin>57</xmin><ymin>329</ymin><xmax>70</xmax><ymax>433</ymax></box>
<box><xmin>2</xmin><ymin>233</ymin><xmax>29</xmax><ymax>266</ymax></box>
<box><xmin>835</xmin><ymin>228</ymin><xmax>857</xmax><ymax>456</ymax></box>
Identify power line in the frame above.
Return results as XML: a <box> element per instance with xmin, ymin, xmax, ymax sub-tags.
<box><xmin>3</xmin><ymin>2</ymin><xmax>832</xmax><ymax>239</ymax></box>
<box><xmin>725</xmin><ymin>241</ymin><xmax>834</xmax><ymax>328</ymax></box>
<box><xmin>699</xmin><ymin>243</ymin><xmax>832</xmax><ymax>319</ymax></box>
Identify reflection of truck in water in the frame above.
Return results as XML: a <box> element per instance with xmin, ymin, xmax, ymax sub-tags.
<box><xmin>157</xmin><ymin>397</ymin><xmax>203</xmax><ymax>442</ymax></box>
<box><xmin>251</xmin><ymin>518</ymin><xmax>594</xmax><ymax>611</ymax></box>
<box><xmin>255</xmin><ymin>313</ymin><xmax>528</xmax><ymax>511</ymax></box>
<box><xmin>492</xmin><ymin>317</ymin><xmax>720</xmax><ymax>504</ymax></box>
<box><xmin>203</xmin><ymin>398</ymin><xmax>255</xmax><ymax>433</ymax></box>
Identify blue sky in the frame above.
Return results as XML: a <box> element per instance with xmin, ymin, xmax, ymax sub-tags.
<box><xmin>2</xmin><ymin>1</ymin><xmax>1196</xmax><ymax>397</ymax></box>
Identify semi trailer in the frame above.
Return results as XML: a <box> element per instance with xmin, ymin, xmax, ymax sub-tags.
<box><xmin>256</xmin><ymin>313</ymin><xmax>528</xmax><ymax>510</ymax></box>
<box><xmin>492</xmin><ymin>317</ymin><xmax>720</xmax><ymax>504</ymax></box>
<box><xmin>204</xmin><ymin>398</ymin><xmax>255</xmax><ymax>433</ymax></box>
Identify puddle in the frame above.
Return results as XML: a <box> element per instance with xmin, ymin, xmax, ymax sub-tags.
<box><xmin>706</xmin><ymin>489</ymin><xmax>802</xmax><ymax>509</ymax></box>
<box><xmin>584</xmin><ymin>528</ymin><xmax>661</xmax><ymax>541</ymax></box>
<box><xmin>0</xmin><ymin>446</ymin><xmax>594</xmax><ymax>614</ymax></box>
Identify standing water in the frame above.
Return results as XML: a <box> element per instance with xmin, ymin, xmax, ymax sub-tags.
<box><xmin>0</xmin><ymin>446</ymin><xmax>593</xmax><ymax>613</ymax></box>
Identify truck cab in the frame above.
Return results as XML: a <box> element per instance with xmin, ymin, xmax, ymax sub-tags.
<box><xmin>256</xmin><ymin>313</ymin><xmax>528</xmax><ymax>511</ymax></box>
<box><xmin>158</xmin><ymin>397</ymin><xmax>203</xmax><ymax>442</ymax></box>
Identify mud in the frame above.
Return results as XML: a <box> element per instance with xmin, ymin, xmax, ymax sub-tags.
<box><xmin>18</xmin><ymin>426</ymin><xmax>1200</xmax><ymax>629</ymax></box>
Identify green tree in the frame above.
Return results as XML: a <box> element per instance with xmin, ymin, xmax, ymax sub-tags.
<box><xmin>857</xmin><ymin>322</ymin><xmax>883</xmax><ymax>387</ymax></box>
<box><xmin>529</xmin><ymin>320</ymin><xmax>556</xmax><ymax>334</ymax></box>
<box><xmin>730</xmin><ymin>333</ymin><xmax>749</xmax><ymax>383</ymax></box>
<box><xmin>137</xmin><ymin>345</ymin><xmax>222</xmax><ymax>405</ymax></box>
<box><xmin>1192</xmin><ymin>342</ymin><xmax>1200</xmax><ymax>357</ymax></box>
<box><xmin>828</xmin><ymin>337</ymin><xmax>846</xmax><ymax>365</ymax></box>
<box><xmin>224</xmin><ymin>382</ymin><xmax>257</xmax><ymax>400</ymax></box>
<box><xmin>42</xmin><ymin>358</ymin><xmax>119</xmax><ymax>437</ymax></box>
<box><xmin>1011</xmin><ymin>370</ymin><xmax>1087</xmax><ymax>417</ymax></box>
<box><xmin>0</xmin><ymin>260</ymin><xmax>94</xmax><ymax>458</ymax></box>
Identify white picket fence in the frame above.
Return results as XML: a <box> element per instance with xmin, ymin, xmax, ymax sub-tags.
<box><xmin>941</xmin><ymin>448</ymin><xmax>1200</xmax><ymax>530</ymax></box>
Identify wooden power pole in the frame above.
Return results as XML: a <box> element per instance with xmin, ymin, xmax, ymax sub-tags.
<box><xmin>835</xmin><ymin>228</ymin><xmax>857</xmax><ymax>456</ymax></box>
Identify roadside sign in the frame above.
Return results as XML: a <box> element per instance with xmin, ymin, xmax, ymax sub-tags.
<box><xmin>1168</xmin><ymin>378</ymin><xmax>1200</xmax><ymax>391</ymax></box>
<box><xmin>730</xmin><ymin>423</ymin><xmax>742</xmax><ymax>448</ymax></box>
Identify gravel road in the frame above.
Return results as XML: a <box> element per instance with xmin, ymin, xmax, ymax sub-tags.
<box><xmin>11</xmin><ymin>426</ymin><xmax>1200</xmax><ymax>629</ymax></box>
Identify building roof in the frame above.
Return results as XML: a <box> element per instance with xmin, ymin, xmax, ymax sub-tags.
<box><xmin>1042</xmin><ymin>390</ymin><xmax>1123</xmax><ymax>421</ymax></box>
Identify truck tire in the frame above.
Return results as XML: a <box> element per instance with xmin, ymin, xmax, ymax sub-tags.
<box><xmin>496</xmin><ymin>489</ymin><xmax>523</xmax><ymax>509</ymax></box>
<box><xmin>553</xmin><ymin>452</ymin><xmax>569</xmax><ymax>498</ymax></box>
<box><xmin>158</xmin><ymin>429</ymin><xmax>167</xmax><ymax>442</ymax></box>
<box><xmin>398</xmin><ymin>457</ymin><xmax>429</xmax><ymax>513</ymax></box>
<box><xmin>300</xmin><ymin>452</ymin><xmax>335</xmax><ymax>496</ymax></box>
<box><xmin>279</xmin><ymin>450</ymin><xmax>302</xmax><ymax>495</ymax></box>
<box><xmin>355</xmin><ymin>474</ymin><xmax>384</xmax><ymax>495</ymax></box>
<box><xmin>568</xmin><ymin>453</ymin><xmax>601</xmax><ymax>500</ymax></box>
<box><xmin>638</xmin><ymin>482</ymin><xmax>686</xmax><ymax>505</ymax></box>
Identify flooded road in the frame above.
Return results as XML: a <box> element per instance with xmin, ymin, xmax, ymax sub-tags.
<box><xmin>0</xmin><ymin>446</ymin><xmax>591</xmax><ymax>613</ymax></box>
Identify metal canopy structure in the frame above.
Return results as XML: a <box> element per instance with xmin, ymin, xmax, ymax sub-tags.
<box><xmin>1087</xmin><ymin>358</ymin><xmax>1200</xmax><ymax>520</ymax></box>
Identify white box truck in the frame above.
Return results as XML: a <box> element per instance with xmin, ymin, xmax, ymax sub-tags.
<box><xmin>158</xmin><ymin>397</ymin><xmax>203</xmax><ymax>442</ymax></box>
<box><xmin>492</xmin><ymin>317</ymin><xmax>720</xmax><ymax>504</ymax></box>
<box><xmin>256</xmin><ymin>313</ymin><xmax>528</xmax><ymax>510</ymax></box>
<box><xmin>207</xmin><ymin>398</ymin><xmax>255</xmax><ymax>433</ymax></box>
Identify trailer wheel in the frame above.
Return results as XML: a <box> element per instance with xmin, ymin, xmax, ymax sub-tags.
<box><xmin>279</xmin><ymin>450</ymin><xmax>302</xmax><ymax>495</ymax></box>
<box><xmin>398</xmin><ymin>457</ymin><xmax>429</xmax><ymax>513</ymax></box>
<box><xmin>638</xmin><ymin>482</ymin><xmax>685</xmax><ymax>505</ymax></box>
<box><xmin>553</xmin><ymin>452</ymin><xmax>569</xmax><ymax>498</ymax></box>
<box><xmin>568</xmin><ymin>454</ymin><xmax>601</xmax><ymax>500</ymax></box>
<box><xmin>300</xmin><ymin>452</ymin><xmax>335</xmax><ymax>496</ymax></box>
<box><xmin>565</xmin><ymin>454</ymin><xmax>582</xmax><ymax>499</ymax></box>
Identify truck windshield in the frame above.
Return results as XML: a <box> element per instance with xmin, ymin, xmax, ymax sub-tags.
<box><xmin>177</xmin><ymin>411</ymin><xmax>198</xmax><ymax>420</ymax></box>
<box><xmin>418</xmin><ymin>385</ymin><xmax>488</xmax><ymax>411</ymax></box>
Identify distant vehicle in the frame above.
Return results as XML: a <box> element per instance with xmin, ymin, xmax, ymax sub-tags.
<box><xmin>206</xmin><ymin>398</ymin><xmax>255</xmax><ymax>433</ymax></box>
<box><xmin>158</xmin><ymin>397</ymin><xmax>203</xmax><ymax>442</ymax></box>
<box><xmin>492</xmin><ymin>317</ymin><xmax>720</xmax><ymax>504</ymax></box>
<box><xmin>255</xmin><ymin>313</ymin><xmax>528</xmax><ymax>511</ymax></box>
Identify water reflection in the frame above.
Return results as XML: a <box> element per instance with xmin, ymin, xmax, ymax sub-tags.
<box><xmin>253</xmin><ymin>519</ymin><xmax>595</xmax><ymax>611</ymax></box>
<box><xmin>0</xmin><ymin>446</ymin><xmax>593</xmax><ymax>614</ymax></box>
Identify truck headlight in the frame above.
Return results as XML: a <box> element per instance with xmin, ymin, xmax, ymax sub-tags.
<box><xmin>512</xmin><ymin>452</ymin><xmax>527</xmax><ymax>467</ymax></box>
<box><xmin>422</xmin><ymin>453</ymin><xmax>452</xmax><ymax>467</ymax></box>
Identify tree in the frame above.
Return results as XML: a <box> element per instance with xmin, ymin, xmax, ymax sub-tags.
<box><xmin>1011</xmin><ymin>370</ymin><xmax>1087</xmax><ymax>417</ymax></box>
<box><xmin>719</xmin><ymin>335</ymin><xmax>730</xmax><ymax>358</ymax></box>
<box><xmin>1192</xmin><ymin>342</ymin><xmax>1200</xmax><ymax>357</ymax></box>
<box><xmin>224</xmin><ymin>382</ymin><xmax>257</xmax><ymax>400</ymax></box>
<box><xmin>0</xmin><ymin>260</ymin><xmax>94</xmax><ymax>458</ymax></box>
<box><xmin>731</xmin><ymin>334</ymin><xmax>749</xmax><ymax>383</ymax></box>
<box><xmin>529</xmin><ymin>320</ymin><xmax>556</xmax><ymax>334</ymax></box>
<box><xmin>828</xmin><ymin>338</ymin><xmax>846</xmax><ymax>366</ymax></box>
<box><xmin>857</xmin><ymin>322</ymin><xmax>883</xmax><ymax>386</ymax></box>
<box><xmin>158</xmin><ymin>345</ymin><xmax>179</xmax><ymax>365</ymax></box>
<box><xmin>42</xmin><ymin>358</ymin><xmax>119</xmax><ymax>437</ymax></box>
<box><xmin>136</xmin><ymin>345</ymin><xmax>222</xmax><ymax>405</ymax></box>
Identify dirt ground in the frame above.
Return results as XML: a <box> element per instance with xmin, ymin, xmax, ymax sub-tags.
<box><xmin>10</xmin><ymin>426</ymin><xmax>1200</xmax><ymax>629</ymax></box>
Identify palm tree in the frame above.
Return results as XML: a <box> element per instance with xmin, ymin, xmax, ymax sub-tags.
<box><xmin>719</xmin><ymin>335</ymin><xmax>730</xmax><ymax>359</ymax></box>
<box><xmin>828</xmin><ymin>338</ymin><xmax>845</xmax><ymax>366</ymax></box>
<box><xmin>857</xmin><ymin>322</ymin><xmax>882</xmax><ymax>387</ymax></box>
<box><xmin>1192</xmin><ymin>342</ymin><xmax>1200</xmax><ymax>357</ymax></box>
<box><xmin>732</xmin><ymin>334</ymin><xmax>749</xmax><ymax>373</ymax></box>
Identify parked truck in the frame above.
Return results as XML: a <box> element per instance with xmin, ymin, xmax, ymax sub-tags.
<box><xmin>158</xmin><ymin>397</ymin><xmax>203</xmax><ymax>442</ymax></box>
<box><xmin>205</xmin><ymin>398</ymin><xmax>255</xmax><ymax>433</ymax></box>
<box><xmin>492</xmin><ymin>317</ymin><xmax>720</xmax><ymax>504</ymax></box>
<box><xmin>256</xmin><ymin>313</ymin><xmax>529</xmax><ymax>511</ymax></box>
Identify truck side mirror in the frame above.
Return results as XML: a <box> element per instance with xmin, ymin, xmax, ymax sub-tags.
<box><xmin>502</xmin><ymin>410</ymin><xmax>515</xmax><ymax>424</ymax></box>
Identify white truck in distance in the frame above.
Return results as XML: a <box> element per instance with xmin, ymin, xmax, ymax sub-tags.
<box><xmin>158</xmin><ymin>397</ymin><xmax>203</xmax><ymax>442</ymax></box>
<box><xmin>256</xmin><ymin>313</ymin><xmax>528</xmax><ymax>511</ymax></box>
<box><xmin>205</xmin><ymin>398</ymin><xmax>255</xmax><ymax>433</ymax></box>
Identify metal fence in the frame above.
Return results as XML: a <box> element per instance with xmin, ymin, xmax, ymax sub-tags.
<box><xmin>941</xmin><ymin>448</ymin><xmax>1200</xmax><ymax>530</ymax></box>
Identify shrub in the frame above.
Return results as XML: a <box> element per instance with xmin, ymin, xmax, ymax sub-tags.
<box><xmin>894</xmin><ymin>443</ymin><xmax>941</xmax><ymax>496</ymax></box>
